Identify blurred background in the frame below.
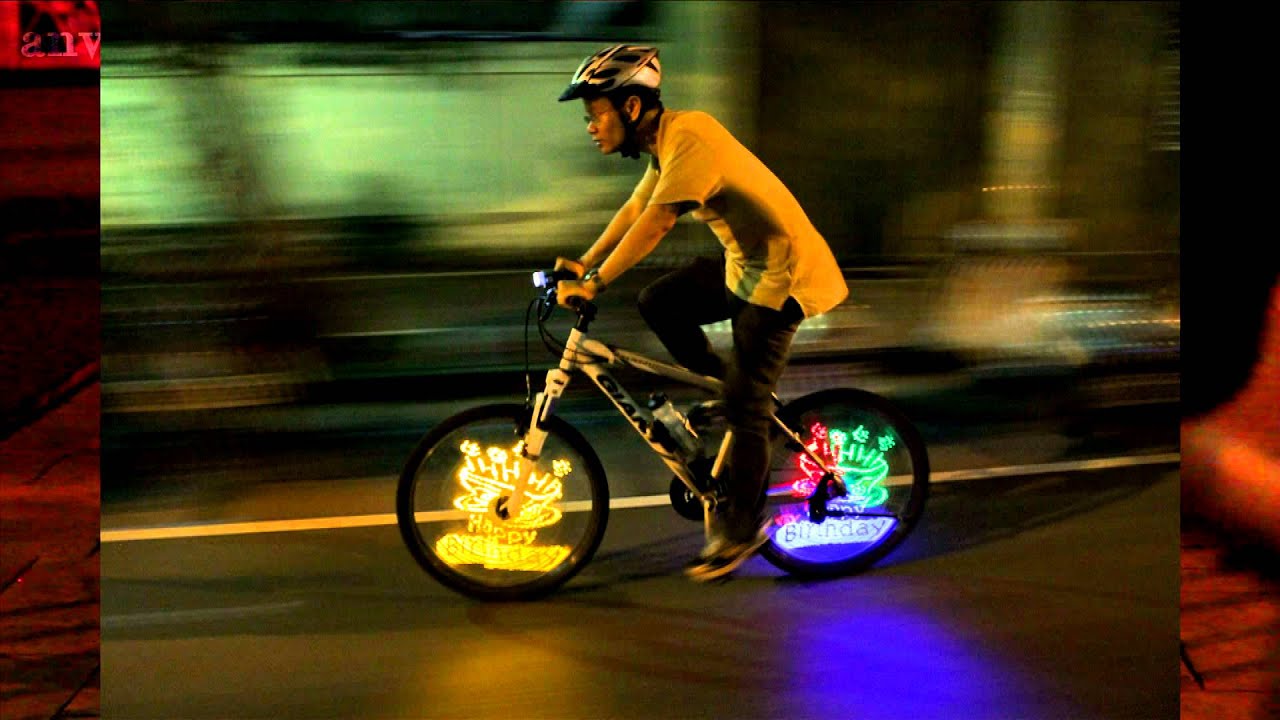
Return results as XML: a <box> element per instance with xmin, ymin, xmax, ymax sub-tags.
<box><xmin>95</xmin><ymin>0</ymin><xmax>1179</xmax><ymax>445</ymax></box>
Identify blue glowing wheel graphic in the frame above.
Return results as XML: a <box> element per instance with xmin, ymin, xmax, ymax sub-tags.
<box><xmin>759</xmin><ymin>389</ymin><xmax>929</xmax><ymax>578</ymax></box>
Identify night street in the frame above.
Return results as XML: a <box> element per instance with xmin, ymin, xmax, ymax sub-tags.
<box><xmin>98</xmin><ymin>371</ymin><xmax>1182</xmax><ymax>719</ymax></box>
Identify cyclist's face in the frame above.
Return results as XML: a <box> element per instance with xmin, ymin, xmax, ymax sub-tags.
<box><xmin>582</xmin><ymin>97</ymin><xmax>627</xmax><ymax>155</ymax></box>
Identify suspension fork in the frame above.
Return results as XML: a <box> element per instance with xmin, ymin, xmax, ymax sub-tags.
<box><xmin>505</xmin><ymin>365</ymin><xmax>571</xmax><ymax>520</ymax></box>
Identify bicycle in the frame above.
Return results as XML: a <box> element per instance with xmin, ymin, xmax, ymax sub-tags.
<box><xmin>397</xmin><ymin>269</ymin><xmax>930</xmax><ymax>600</ymax></box>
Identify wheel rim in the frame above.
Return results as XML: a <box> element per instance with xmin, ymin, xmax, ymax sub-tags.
<box><xmin>406</xmin><ymin>414</ymin><xmax>601</xmax><ymax>591</ymax></box>
<box><xmin>764</xmin><ymin>401</ymin><xmax>925</xmax><ymax>568</ymax></box>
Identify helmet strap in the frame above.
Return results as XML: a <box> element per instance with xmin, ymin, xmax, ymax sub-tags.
<box><xmin>618</xmin><ymin>105</ymin><xmax>662</xmax><ymax>161</ymax></box>
<box><xmin>618</xmin><ymin>126</ymin><xmax>642</xmax><ymax>160</ymax></box>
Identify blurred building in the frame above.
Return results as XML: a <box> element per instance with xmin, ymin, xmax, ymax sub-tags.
<box><xmin>98</xmin><ymin>1</ymin><xmax>1178</xmax><ymax>268</ymax></box>
<box><xmin>97</xmin><ymin>1</ymin><xmax>1179</xmax><ymax>410</ymax></box>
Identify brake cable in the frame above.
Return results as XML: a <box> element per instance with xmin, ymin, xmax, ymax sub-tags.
<box><xmin>523</xmin><ymin>295</ymin><xmax>539</xmax><ymax>407</ymax></box>
<box><xmin>524</xmin><ymin>284</ymin><xmax>606</xmax><ymax>409</ymax></box>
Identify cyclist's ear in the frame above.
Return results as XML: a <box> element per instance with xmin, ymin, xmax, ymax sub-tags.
<box><xmin>622</xmin><ymin>94</ymin><xmax>643</xmax><ymax>123</ymax></box>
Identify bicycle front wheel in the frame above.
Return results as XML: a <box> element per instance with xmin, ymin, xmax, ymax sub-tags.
<box><xmin>396</xmin><ymin>403</ymin><xmax>608</xmax><ymax>601</ymax></box>
<box><xmin>759</xmin><ymin>388</ymin><xmax>929</xmax><ymax>578</ymax></box>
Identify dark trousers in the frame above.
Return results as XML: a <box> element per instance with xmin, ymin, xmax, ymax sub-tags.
<box><xmin>637</xmin><ymin>257</ymin><xmax>803</xmax><ymax>541</ymax></box>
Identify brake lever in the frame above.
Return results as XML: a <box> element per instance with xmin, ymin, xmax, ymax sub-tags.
<box><xmin>539</xmin><ymin>289</ymin><xmax>558</xmax><ymax>321</ymax></box>
<box><xmin>534</xmin><ymin>268</ymin><xmax>589</xmax><ymax>320</ymax></box>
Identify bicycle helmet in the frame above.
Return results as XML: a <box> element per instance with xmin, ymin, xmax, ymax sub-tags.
<box><xmin>558</xmin><ymin>44</ymin><xmax>661</xmax><ymax>102</ymax></box>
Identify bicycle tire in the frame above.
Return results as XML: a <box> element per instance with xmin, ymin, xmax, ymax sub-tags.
<box><xmin>759</xmin><ymin>388</ymin><xmax>929</xmax><ymax>578</ymax></box>
<box><xmin>396</xmin><ymin>403</ymin><xmax>609</xmax><ymax>601</ymax></box>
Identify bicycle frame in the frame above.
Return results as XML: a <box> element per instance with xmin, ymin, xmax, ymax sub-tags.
<box><xmin>506</xmin><ymin>304</ymin><xmax>842</xmax><ymax>525</ymax></box>
<box><xmin>395</xmin><ymin>275</ymin><xmax>931</xmax><ymax>599</ymax></box>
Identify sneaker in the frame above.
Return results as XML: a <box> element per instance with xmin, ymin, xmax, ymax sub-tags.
<box><xmin>682</xmin><ymin>516</ymin><xmax>730</xmax><ymax>574</ymax></box>
<box><xmin>687</xmin><ymin>535</ymin><xmax>728</xmax><ymax>565</ymax></box>
<box><xmin>685</xmin><ymin>525</ymin><xmax>771</xmax><ymax>583</ymax></box>
<box><xmin>689</xmin><ymin>498</ymin><xmax>734</xmax><ymax>562</ymax></box>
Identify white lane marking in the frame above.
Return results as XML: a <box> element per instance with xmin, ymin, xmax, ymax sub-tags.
<box><xmin>100</xmin><ymin>452</ymin><xmax>1179</xmax><ymax>543</ymax></box>
<box><xmin>320</xmin><ymin>328</ymin><xmax>462</xmax><ymax>338</ymax></box>
<box><xmin>100</xmin><ymin>503</ymin><xmax>619</xmax><ymax>543</ymax></box>
<box><xmin>102</xmin><ymin>601</ymin><xmax>305</xmax><ymax>628</ymax></box>
<box><xmin>104</xmin><ymin>270</ymin><xmax>526</xmax><ymax>291</ymax></box>
<box><xmin>102</xmin><ymin>514</ymin><xmax>403</xmax><ymax>542</ymax></box>
<box><xmin>927</xmin><ymin>452</ymin><xmax>1181</xmax><ymax>484</ymax></box>
<box><xmin>300</xmin><ymin>269</ymin><xmax>525</xmax><ymax>283</ymax></box>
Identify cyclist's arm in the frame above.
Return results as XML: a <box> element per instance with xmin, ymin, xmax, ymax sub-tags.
<box><xmin>576</xmin><ymin>162</ymin><xmax>661</xmax><ymax>269</ymax></box>
<box><xmin>593</xmin><ymin>202</ymin><xmax>682</xmax><ymax>286</ymax></box>
<box><xmin>577</xmin><ymin>195</ymin><xmax>646</xmax><ymax>269</ymax></box>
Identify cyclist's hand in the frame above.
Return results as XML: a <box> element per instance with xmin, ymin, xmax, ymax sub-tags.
<box><xmin>556</xmin><ymin>279</ymin><xmax>597</xmax><ymax>308</ymax></box>
<box><xmin>554</xmin><ymin>257</ymin><xmax>586</xmax><ymax>280</ymax></box>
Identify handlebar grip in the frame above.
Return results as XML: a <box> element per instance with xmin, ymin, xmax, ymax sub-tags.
<box><xmin>532</xmin><ymin>268</ymin><xmax>580</xmax><ymax>289</ymax></box>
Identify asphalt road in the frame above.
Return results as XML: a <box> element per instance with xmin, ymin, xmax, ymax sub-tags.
<box><xmin>100</xmin><ymin>383</ymin><xmax>1181</xmax><ymax>719</ymax></box>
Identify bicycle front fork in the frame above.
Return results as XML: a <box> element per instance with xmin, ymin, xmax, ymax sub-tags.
<box><xmin>503</xmin><ymin>368</ymin><xmax>569</xmax><ymax>519</ymax></box>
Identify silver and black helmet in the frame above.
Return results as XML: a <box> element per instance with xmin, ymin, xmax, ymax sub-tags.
<box><xmin>558</xmin><ymin>44</ymin><xmax>661</xmax><ymax>102</ymax></box>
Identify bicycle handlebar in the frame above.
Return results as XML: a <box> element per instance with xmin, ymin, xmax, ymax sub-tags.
<box><xmin>532</xmin><ymin>268</ymin><xmax>596</xmax><ymax>314</ymax></box>
<box><xmin>532</xmin><ymin>268</ymin><xmax>579</xmax><ymax>290</ymax></box>
<box><xmin>531</xmin><ymin>268</ymin><xmax>600</xmax><ymax>328</ymax></box>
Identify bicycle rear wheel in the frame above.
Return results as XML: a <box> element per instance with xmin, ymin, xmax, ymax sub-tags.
<box><xmin>396</xmin><ymin>403</ymin><xmax>608</xmax><ymax>601</ymax></box>
<box><xmin>759</xmin><ymin>388</ymin><xmax>929</xmax><ymax>578</ymax></box>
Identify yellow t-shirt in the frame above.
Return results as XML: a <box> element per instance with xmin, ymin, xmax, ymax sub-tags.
<box><xmin>630</xmin><ymin>110</ymin><xmax>848</xmax><ymax>318</ymax></box>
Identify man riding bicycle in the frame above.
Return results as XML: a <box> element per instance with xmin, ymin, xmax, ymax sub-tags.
<box><xmin>554</xmin><ymin>45</ymin><xmax>849</xmax><ymax>581</ymax></box>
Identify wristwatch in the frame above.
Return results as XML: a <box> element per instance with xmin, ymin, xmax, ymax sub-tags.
<box><xmin>582</xmin><ymin>268</ymin><xmax>607</xmax><ymax>293</ymax></box>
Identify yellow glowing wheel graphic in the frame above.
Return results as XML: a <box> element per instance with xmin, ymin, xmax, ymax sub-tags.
<box><xmin>759</xmin><ymin>389</ymin><xmax>929</xmax><ymax>578</ymax></box>
<box><xmin>397</xmin><ymin>404</ymin><xmax>608</xmax><ymax>601</ymax></box>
